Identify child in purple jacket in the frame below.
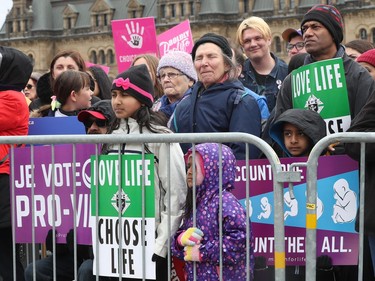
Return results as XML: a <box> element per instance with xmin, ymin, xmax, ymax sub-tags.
<box><xmin>171</xmin><ymin>143</ymin><xmax>254</xmax><ymax>280</ymax></box>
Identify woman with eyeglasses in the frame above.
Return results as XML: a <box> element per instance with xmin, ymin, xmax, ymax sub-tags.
<box><xmin>153</xmin><ymin>51</ymin><xmax>197</xmax><ymax>127</ymax></box>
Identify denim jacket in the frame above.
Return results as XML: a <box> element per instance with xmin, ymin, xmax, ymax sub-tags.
<box><xmin>239</xmin><ymin>53</ymin><xmax>288</xmax><ymax>112</ymax></box>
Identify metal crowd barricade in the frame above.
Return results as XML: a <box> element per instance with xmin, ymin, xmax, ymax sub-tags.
<box><xmin>304</xmin><ymin>132</ymin><xmax>375</xmax><ymax>281</ymax></box>
<box><xmin>3</xmin><ymin>132</ymin><xmax>300</xmax><ymax>281</ymax></box>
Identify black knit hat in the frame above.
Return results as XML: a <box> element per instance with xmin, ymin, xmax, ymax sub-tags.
<box><xmin>111</xmin><ymin>64</ymin><xmax>154</xmax><ymax>108</ymax></box>
<box><xmin>301</xmin><ymin>5</ymin><xmax>344</xmax><ymax>48</ymax></box>
<box><xmin>0</xmin><ymin>46</ymin><xmax>32</xmax><ymax>91</ymax></box>
<box><xmin>191</xmin><ymin>33</ymin><xmax>233</xmax><ymax>61</ymax></box>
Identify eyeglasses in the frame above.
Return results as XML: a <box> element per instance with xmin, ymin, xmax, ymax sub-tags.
<box><xmin>25</xmin><ymin>84</ymin><xmax>33</xmax><ymax>90</ymax></box>
<box><xmin>157</xmin><ymin>72</ymin><xmax>183</xmax><ymax>81</ymax></box>
<box><xmin>286</xmin><ymin>42</ymin><xmax>305</xmax><ymax>52</ymax></box>
<box><xmin>83</xmin><ymin>119</ymin><xmax>108</xmax><ymax>128</ymax></box>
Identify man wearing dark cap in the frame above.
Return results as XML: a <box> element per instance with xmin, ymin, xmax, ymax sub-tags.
<box><xmin>0</xmin><ymin>46</ymin><xmax>32</xmax><ymax>280</ymax></box>
<box><xmin>282</xmin><ymin>28</ymin><xmax>306</xmax><ymax>57</ymax></box>
<box><xmin>273</xmin><ymin>4</ymin><xmax>375</xmax><ymax>122</ymax></box>
<box><xmin>78</xmin><ymin>100</ymin><xmax>115</xmax><ymax>135</ymax></box>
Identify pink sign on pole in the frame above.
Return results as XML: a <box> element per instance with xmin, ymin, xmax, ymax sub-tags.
<box><xmin>157</xmin><ymin>19</ymin><xmax>193</xmax><ymax>57</ymax></box>
<box><xmin>112</xmin><ymin>17</ymin><xmax>158</xmax><ymax>73</ymax></box>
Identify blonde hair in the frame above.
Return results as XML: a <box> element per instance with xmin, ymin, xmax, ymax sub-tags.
<box><xmin>236</xmin><ymin>16</ymin><xmax>272</xmax><ymax>46</ymax></box>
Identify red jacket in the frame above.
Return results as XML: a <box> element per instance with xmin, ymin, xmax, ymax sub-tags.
<box><xmin>0</xmin><ymin>90</ymin><xmax>29</xmax><ymax>174</ymax></box>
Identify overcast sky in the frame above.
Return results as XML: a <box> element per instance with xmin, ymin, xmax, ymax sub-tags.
<box><xmin>0</xmin><ymin>0</ymin><xmax>13</xmax><ymax>28</ymax></box>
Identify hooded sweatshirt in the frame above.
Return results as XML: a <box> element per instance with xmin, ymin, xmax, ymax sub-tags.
<box><xmin>269</xmin><ymin>109</ymin><xmax>326</xmax><ymax>157</ymax></box>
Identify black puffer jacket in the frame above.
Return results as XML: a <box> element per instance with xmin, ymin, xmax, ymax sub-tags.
<box><xmin>345</xmin><ymin>91</ymin><xmax>375</xmax><ymax>235</ymax></box>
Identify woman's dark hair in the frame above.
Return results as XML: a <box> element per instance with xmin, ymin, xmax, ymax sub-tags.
<box><xmin>49</xmin><ymin>50</ymin><xmax>87</xmax><ymax>86</ymax></box>
<box><xmin>50</xmin><ymin>50</ymin><xmax>87</xmax><ymax>73</ymax></box>
<box><xmin>53</xmin><ymin>70</ymin><xmax>91</xmax><ymax>106</ymax></box>
<box><xmin>88</xmin><ymin>66</ymin><xmax>112</xmax><ymax>100</ymax></box>
<box><xmin>345</xmin><ymin>39</ymin><xmax>374</xmax><ymax>55</ymax></box>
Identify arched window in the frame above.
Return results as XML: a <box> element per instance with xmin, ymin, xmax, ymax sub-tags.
<box><xmin>171</xmin><ymin>4</ymin><xmax>176</xmax><ymax>17</ymax></box>
<box><xmin>244</xmin><ymin>0</ymin><xmax>249</xmax><ymax>13</ymax></box>
<box><xmin>190</xmin><ymin>1</ymin><xmax>195</xmax><ymax>15</ymax></box>
<box><xmin>108</xmin><ymin>49</ymin><xmax>115</xmax><ymax>65</ymax></box>
<box><xmin>95</xmin><ymin>15</ymin><xmax>100</xmax><ymax>27</ymax></box>
<box><xmin>90</xmin><ymin>50</ymin><xmax>97</xmax><ymax>64</ymax></box>
<box><xmin>99</xmin><ymin>50</ymin><xmax>105</xmax><ymax>65</ymax></box>
<box><xmin>275</xmin><ymin>36</ymin><xmax>282</xmax><ymax>53</ymax></box>
<box><xmin>360</xmin><ymin>28</ymin><xmax>367</xmax><ymax>40</ymax></box>
<box><xmin>28</xmin><ymin>54</ymin><xmax>35</xmax><ymax>66</ymax></box>
<box><xmin>8</xmin><ymin>22</ymin><xmax>13</xmax><ymax>33</ymax></box>
<box><xmin>160</xmin><ymin>4</ymin><xmax>166</xmax><ymax>18</ymax></box>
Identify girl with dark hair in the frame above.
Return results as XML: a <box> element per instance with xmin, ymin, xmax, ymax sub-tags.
<box><xmin>49</xmin><ymin>70</ymin><xmax>92</xmax><ymax>117</ymax></box>
<box><xmin>103</xmin><ymin>64</ymin><xmax>187</xmax><ymax>281</ymax></box>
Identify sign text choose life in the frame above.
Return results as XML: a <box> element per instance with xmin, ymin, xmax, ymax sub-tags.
<box><xmin>293</xmin><ymin>63</ymin><xmax>343</xmax><ymax>98</ymax></box>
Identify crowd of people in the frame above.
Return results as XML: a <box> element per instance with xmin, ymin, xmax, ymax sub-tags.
<box><xmin>1</xmin><ymin>3</ymin><xmax>375</xmax><ymax>281</ymax></box>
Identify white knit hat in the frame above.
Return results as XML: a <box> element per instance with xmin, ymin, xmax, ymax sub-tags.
<box><xmin>157</xmin><ymin>51</ymin><xmax>197</xmax><ymax>82</ymax></box>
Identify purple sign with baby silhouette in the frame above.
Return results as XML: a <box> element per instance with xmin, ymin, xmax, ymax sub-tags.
<box><xmin>233</xmin><ymin>155</ymin><xmax>359</xmax><ymax>265</ymax></box>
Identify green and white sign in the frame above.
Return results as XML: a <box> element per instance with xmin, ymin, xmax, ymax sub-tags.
<box><xmin>291</xmin><ymin>58</ymin><xmax>351</xmax><ymax>134</ymax></box>
<box><xmin>90</xmin><ymin>154</ymin><xmax>155</xmax><ymax>279</ymax></box>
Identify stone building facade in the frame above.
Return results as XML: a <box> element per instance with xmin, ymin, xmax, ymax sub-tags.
<box><xmin>1</xmin><ymin>0</ymin><xmax>374</xmax><ymax>78</ymax></box>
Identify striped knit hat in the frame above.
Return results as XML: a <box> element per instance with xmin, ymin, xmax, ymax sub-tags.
<box><xmin>301</xmin><ymin>5</ymin><xmax>344</xmax><ymax>48</ymax></box>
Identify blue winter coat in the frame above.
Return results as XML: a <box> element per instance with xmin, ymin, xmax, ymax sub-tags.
<box><xmin>171</xmin><ymin>79</ymin><xmax>261</xmax><ymax>159</ymax></box>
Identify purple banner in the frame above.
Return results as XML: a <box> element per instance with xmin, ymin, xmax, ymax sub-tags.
<box><xmin>12</xmin><ymin>144</ymin><xmax>96</xmax><ymax>245</ymax></box>
<box><xmin>232</xmin><ymin>155</ymin><xmax>359</xmax><ymax>265</ymax></box>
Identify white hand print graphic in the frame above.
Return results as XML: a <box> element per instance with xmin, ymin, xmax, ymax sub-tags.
<box><xmin>121</xmin><ymin>21</ymin><xmax>145</xmax><ymax>49</ymax></box>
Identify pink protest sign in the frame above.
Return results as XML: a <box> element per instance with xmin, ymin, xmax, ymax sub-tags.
<box><xmin>157</xmin><ymin>19</ymin><xmax>193</xmax><ymax>57</ymax></box>
<box><xmin>112</xmin><ymin>17</ymin><xmax>158</xmax><ymax>73</ymax></box>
